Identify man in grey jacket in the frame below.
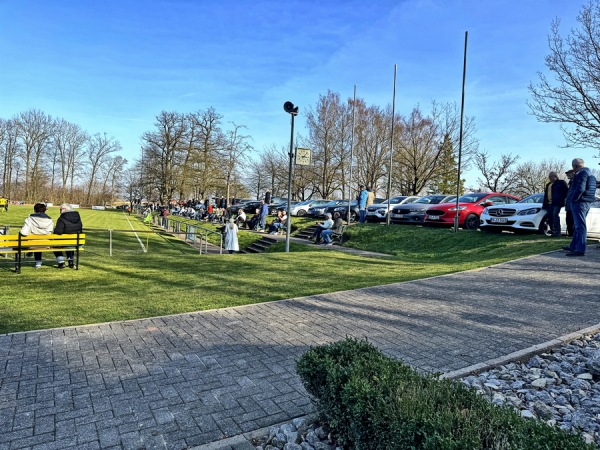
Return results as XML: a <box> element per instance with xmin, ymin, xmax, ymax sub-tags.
<box><xmin>20</xmin><ymin>203</ymin><xmax>54</xmax><ymax>268</ymax></box>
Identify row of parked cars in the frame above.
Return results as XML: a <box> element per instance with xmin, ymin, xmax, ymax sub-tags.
<box><xmin>299</xmin><ymin>192</ymin><xmax>600</xmax><ymax>237</ymax></box>
<box><xmin>227</xmin><ymin>192</ymin><xmax>600</xmax><ymax>237</ymax></box>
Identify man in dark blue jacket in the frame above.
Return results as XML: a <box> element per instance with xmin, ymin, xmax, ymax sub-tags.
<box><xmin>542</xmin><ymin>171</ymin><xmax>569</xmax><ymax>237</ymax></box>
<box><xmin>564</xmin><ymin>158</ymin><xmax>597</xmax><ymax>256</ymax></box>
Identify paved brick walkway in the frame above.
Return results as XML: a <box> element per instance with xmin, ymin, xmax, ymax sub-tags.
<box><xmin>1</xmin><ymin>248</ymin><xmax>599</xmax><ymax>449</ymax></box>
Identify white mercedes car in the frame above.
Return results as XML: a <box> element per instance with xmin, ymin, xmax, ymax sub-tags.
<box><xmin>479</xmin><ymin>193</ymin><xmax>550</xmax><ymax>235</ymax></box>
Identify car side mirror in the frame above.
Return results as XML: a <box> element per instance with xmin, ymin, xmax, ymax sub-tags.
<box><xmin>482</xmin><ymin>201</ymin><xmax>493</xmax><ymax>206</ymax></box>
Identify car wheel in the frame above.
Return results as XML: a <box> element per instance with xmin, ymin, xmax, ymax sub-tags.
<box><xmin>538</xmin><ymin>218</ymin><xmax>551</xmax><ymax>236</ymax></box>
<box><xmin>464</xmin><ymin>214</ymin><xmax>479</xmax><ymax>230</ymax></box>
<box><xmin>297</xmin><ymin>209</ymin><xmax>306</xmax><ymax>216</ymax></box>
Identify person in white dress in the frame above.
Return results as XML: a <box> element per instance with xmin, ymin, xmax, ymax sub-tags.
<box><xmin>224</xmin><ymin>218</ymin><xmax>239</xmax><ymax>254</ymax></box>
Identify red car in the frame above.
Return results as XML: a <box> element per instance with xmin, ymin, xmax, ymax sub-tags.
<box><xmin>423</xmin><ymin>192</ymin><xmax>520</xmax><ymax>230</ymax></box>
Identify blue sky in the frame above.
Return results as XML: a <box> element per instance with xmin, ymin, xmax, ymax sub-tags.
<box><xmin>0</xmin><ymin>0</ymin><xmax>595</xmax><ymax>187</ymax></box>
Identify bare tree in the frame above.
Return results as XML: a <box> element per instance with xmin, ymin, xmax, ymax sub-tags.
<box><xmin>0</xmin><ymin>118</ymin><xmax>20</xmax><ymax>198</ymax></box>
<box><xmin>53</xmin><ymin>119</ymin><xmax>88</xmax><ymax>203</ymax></box>
<box><xmin>304</xmin><ymin>91</ymin><xmax>350</xmax><ymax>199</ymax></box>
<box><xmin>141</xmin><ymin>112</ymin><xmax>187</xmax><ymax>203</ymax></box>
<box><xmin>353</xmin><ymin>101</ymin><xmax>391</xmax><ymax>194</ymax></box>
<box><xmin>222</xmin><ymin>123</ymin><xmax>253</xmax><ymax>205</ymax></box>
<box><xmin>510</xmin><ymin>158</ymin><xmax>568</xmax><ymax>197</ymax></box>
<box><xmin>15</xmin><ymin>109</ymin><xmax>55</xmax><ymax>201</ymax></box>
<box><xmin>85</xmin><ymin>133</ymin><xmax>121</xmax><ymax>206</ymax></box>
<box><xmin>528</xmin><ymin>1</ymin><xmax>600</xmax><ymax>152</ymax></box>
<box><xmin>474</xmin><ymin>150</ymin><xmax>520</xmax><ymax>193</ymax></box>
<box><xmin>393</xmin><ymin>107</ymin><xmax>441</xmax><ymax>195</ymax></box>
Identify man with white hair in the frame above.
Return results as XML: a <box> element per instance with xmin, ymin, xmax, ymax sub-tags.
<box><xmin>564</xmin><ymin>158</ymin><xmax>597</xmax><ymax>256</ymax></box>
<box><xmin>54</xmin><ymin>203</ymin><xmax>83</xmax><ymax>268</ymax></box>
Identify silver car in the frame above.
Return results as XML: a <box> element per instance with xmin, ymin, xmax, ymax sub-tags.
<box><xmin>365</xmin><ymin>195</ymin><xmax>420</xmax><ymax>222</ymax></box>
<box><xmin>290</xmin><ymin>199</ymin><xmax>331</xmax><ymax>216</ymax></box>
<box><xmin>390</xmin><ymin>195</ymin><xmax>457</xmax><ymax>224</ymax></box>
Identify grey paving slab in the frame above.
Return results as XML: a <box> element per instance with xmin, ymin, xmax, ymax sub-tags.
<box><xmin>1</xmin><ymin>248</ymin><xmax>599</xmax><ymax>449</ymax></box>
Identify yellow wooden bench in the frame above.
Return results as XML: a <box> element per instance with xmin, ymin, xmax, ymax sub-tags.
<box><xmin>0</xmin><ymin>233</ymin><xmax>85</xmax><ymax>273</ymax></box>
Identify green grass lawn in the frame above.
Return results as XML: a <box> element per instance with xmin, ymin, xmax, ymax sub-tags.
<box><xmin>0</xmin><ymin>205</ymin><xmax>569</xmax><ymax>334</ymax></box>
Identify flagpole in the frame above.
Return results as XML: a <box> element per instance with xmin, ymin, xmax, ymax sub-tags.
<box><xmin>386</xmin><ymin>64</ymin><xmax>397</xmax><ymax>227</ymax></box>
<box><xmin>454</xmin><ymin>31</ymin><xmax>468</xmax><ymax>232</ymax></box>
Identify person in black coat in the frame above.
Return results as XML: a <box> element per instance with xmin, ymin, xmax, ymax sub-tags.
<box><xmin>54</xmin><ymin>203</ymin><xmax>83</xmax><ymax>269</ymax></box>
<box><xmin>542</xmin><ymin>171</ymin><xmax>569</xmax><ymax>237</ymax></box>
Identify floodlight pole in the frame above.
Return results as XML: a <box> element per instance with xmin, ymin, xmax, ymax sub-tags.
<box><xmin>454</xmin><ymin>31</ymin><xmax>468</xmax><ymax>233</ymax></box>
<box><xmin>284</xmin><ymin>102</ymin><xmax>299</xmax><ymax>252</ymax></box>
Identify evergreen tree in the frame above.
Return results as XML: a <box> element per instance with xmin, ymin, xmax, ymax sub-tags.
<box><xmin>429</xmin><ymin>133</ymin><xmax>465</xmax><ymax>194</ymax></box>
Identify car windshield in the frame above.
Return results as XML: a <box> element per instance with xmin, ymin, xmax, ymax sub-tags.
<box><xmin>323</xmin><ymin>200</ymin><xmax>343</xmax><ymax>207</ymax></box>
<box><xmin>457</xmin><ymin>193</ymin><xmax>489</xmax><ymax>203</ymax></box>
<box><xmin>518</xmin><ymin>194</ymin><xmax>543</xmax><ymax>204</ymax></box>
<box><xmin>414</xmin><ymin>196</ymin><xmax>438</xmax><ymax>204</ymax></box>
<box><xmin>381</xmin><ymin>196</ymin><xmax>407</xmax><ymax>205</ymax></box>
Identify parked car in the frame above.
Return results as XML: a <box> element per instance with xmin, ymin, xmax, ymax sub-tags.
<box><xmin>307</xmin><ymin>199</ymin><xmax>346</xmax><ymax>217</ymax></box>
<box><xmin>559</xmin><ymin>196</ymin><xmax>600</xmax><ymax>238</ymax></box>
<box><xmin>328</xmin><ymin>198</ymin><xmax>386</xmax><ymax>222</ymax></box>
<box><xmin>389</xmin><ymin>195</ymin><xmax>456</xmax><ymax>224</ymax></box>
<box><xmin>269</xmin><ymin>201</ymin><xmax>299</xmax><ymax>215</ymax></box>
<box><xmin>365</xmin><ymin>195</ymin><xmax>420</xmax><ymax>222</ymax></box>
<box><xmin>423</xmin><ymin>192</ymin><xmax>520</xmax><ymax>230</ymax></box>
<box><xmin>479</xmin><ymin>193</ymin><xmax>550</xmax><ymax>235</ymax></box>
<box><xmin>239</xmin><ymin>200</ymin><xmax>264</xmax><ymax>214</ymax></box>
<box><xmin>290</xmin><ymin>199</ymin><xmax>332</xmax><ymax>216</ymax></box>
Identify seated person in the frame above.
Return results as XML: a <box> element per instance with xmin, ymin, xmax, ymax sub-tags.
<box><xmin>235</xmin><ymin>209</ymin><xmax>247</xmax><ymax>227</ymax></box>
<box><xmin>311</xmin><ymin>213</ymin><xmax>333</xmax><ymax>244</ymax></box>
<box><xmin>268</xmin><ymin>210</ymin><xmax>288</xmax><ymax>234</ymax></box>
<box><xmin>248</xmin><ymin>214</ymin><xmax>261</xmax><ymax>231</ymax></box>
<box><xmin>321</xmin><ymin>212</ymin><xmax>344</xmax><ymax>245</ymax></box>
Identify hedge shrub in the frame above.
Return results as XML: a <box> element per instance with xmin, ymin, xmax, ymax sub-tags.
<box><xmin>296</xmin><ymin>338</ymin><xmax>593</xmax><ymax>450</ymax></box>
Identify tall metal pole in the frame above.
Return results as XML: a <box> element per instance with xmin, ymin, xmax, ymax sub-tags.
<box><xmin>386</xmin><ymin>64</ymin><xmax>397</xmax><ymax>227</ymax></box>
<box><xmin>454</xmin><ymin>31</ymin><xmax>468</xmax><ymax>233</ymax></box>
<box><xmin>348</xmin><ymin>85</ymin><xmax>356</xmax><ymax>224</ymax></box>
<box><xmin>285</xmin><ymin>114</ymin><xmax>295</xmax><ymax>252</ymax></box>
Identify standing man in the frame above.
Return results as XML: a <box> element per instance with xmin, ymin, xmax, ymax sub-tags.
<box><xmin>357</xmin><ymin>185</ymin><xmax>368</xmax><ymax>223</ymax></box>
<box><xmin>0</xmin><ymin>196</ymin><xmax>6</xmax><ymax>212</ymax></box>
<box><xmin>564</xmin><ymin>158</ymin><xmax>597</xmax><ymax>257</ymax></box>
<box><xmin>564</xmin><ymin>169</ymin><xmax>575</xmax><ymax>236</ymax></box>
<box><xmin>54</xmin><ymin>204</ymin><xmax>83</xmax><ymax>269</ymax></box>
<box><xmin>259</xmin><ymin>200</ymin><xmax>269</xmax><ymax>232</ymax></box>
<box><xmin>542</xmin><ymin>171</ymin><xmax>568</xmax><ymax>237</ymax></box>
<box><xmin>366</xmin><ymin>186</ymin><xmax>375</xmax><ymax>207</ymax></box>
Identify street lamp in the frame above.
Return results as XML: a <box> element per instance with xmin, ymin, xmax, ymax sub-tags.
<box><xmin>283</xmin><ymin>101</ymin><xmax>298</xmax><ymax>253</ymax></box>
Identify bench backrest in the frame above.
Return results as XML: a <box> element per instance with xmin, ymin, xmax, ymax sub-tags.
<box><xmin>0</xmin><ymin>233</ymin><xmax>86</xmax><ymax>249</ymax></box>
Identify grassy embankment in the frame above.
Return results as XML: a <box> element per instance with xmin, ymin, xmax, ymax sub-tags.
<box><xmin>0</xmin><ymin>205</ymin><xmax>568</xmax><ymax>334</ymax></box>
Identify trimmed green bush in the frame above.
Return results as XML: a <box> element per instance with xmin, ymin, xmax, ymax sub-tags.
<box><xmin>296</xmin><ymin>338</ymin><xmax>594</xmax><ymax>449</ymax></box>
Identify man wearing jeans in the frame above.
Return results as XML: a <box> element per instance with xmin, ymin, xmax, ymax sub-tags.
<box><xmin>564</xmin><ymin>158</ymin><xmax>597</xmax><ymax>257</ymax></box>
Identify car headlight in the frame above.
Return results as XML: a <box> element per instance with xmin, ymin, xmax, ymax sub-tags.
<box><xmin>518</xmin><ymin>208</ymin><xmax>541</xmax><ymax>216</ymax></box>
<box><xmin>377</xmin><ymin>209</ymin><xmax>386</xmax><ymax>214</ymax></box>
<box><xmin>448</xmin><ymin>206</ymin><xmax>467</xmax><ymax>211</ymax></box>
<box><xmin>483</xmin><ymin>207</ymin><xmax>489</xmax><ymax>214</ymax></box>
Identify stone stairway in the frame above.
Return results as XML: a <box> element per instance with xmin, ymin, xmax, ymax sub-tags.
<box><xmin>295</xmin><ymin>225</ymin><xmax>317</xmax><ymax>240</ymax></box>
<box><xmin>241</xmin><ymin>235</ymin><xmax>278</xmax><ymax>253</ymax></box>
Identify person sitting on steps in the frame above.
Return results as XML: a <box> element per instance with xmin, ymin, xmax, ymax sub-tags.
<box><xmin>269</xmin><ymin>210</ymin><xmax>288</xmax><ymax>234</ymax></box>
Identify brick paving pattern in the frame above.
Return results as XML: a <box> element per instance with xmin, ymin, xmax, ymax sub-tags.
<box><xmin>0</xmin><ymin>249</ymin><xmax>599</xmax><ymax>449</ymax></box>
